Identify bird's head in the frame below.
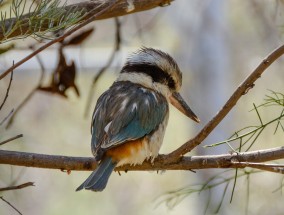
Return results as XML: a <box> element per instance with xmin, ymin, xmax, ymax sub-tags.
<box><xmin>117</xmin><ymin>47</ymin><xmax>200</xmax><ymax>123</ymax></box>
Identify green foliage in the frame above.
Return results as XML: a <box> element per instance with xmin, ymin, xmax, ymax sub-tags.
<box><xmin>204</xmin><ymin>90</ymin><xmax>284</xmax><ymax>151</ymax></box>
<box><xmin>156</xmin><ymin>169</ymin><xmax>260</xmax><ymax>213</ymax></box>
<box><xmin>0</xmin><ymin>0</ymin><xmax>84</xmax><ymax>43</ymax></box>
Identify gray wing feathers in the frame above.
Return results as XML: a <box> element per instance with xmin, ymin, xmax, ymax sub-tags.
<box><xmin>91</xmin><ymin>81</ymin><xmax>168</xmax><ymax>158</ymax></box>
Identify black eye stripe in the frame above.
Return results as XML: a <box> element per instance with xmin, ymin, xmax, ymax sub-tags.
<box><xmin>121</xmin><ymin>64</ymin><xmax>176</xmax><ymax>90</ymax></box>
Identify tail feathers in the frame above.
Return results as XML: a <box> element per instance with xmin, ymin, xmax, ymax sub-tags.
<box><xmin>76</xmin><ymin>157</ymin><xmax>116</xmax><ymax>192</ymax></box>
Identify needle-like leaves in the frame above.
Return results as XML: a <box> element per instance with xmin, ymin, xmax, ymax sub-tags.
<box><xmin>0</xmin><ymin>0</ymin><xmax>84</xmax><ymax>43</ymax></box>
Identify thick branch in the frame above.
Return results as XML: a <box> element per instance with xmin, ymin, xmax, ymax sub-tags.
<box><xmin>1</xmin><ymin>147</ymin><xmax>284</xmax><ymax>172</ymax></box>
<box><xmin>0</xmin><ymin>0</ymin><xmax>173</xmax><ymax>41</ymax></box>
<box><xmin>167</xmin><ymin>44</ymin><xmax>284</xmax><ymax>161</ymax></box>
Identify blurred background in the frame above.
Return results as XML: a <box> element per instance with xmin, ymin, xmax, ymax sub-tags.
<box><xmin>1</xmin><ymin>0</ymin><xmax>284</xmax><ymax>214</ymax></box>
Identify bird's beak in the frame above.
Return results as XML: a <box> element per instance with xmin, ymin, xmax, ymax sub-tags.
<box><xmin>169</xmin><ymin>92</ymin><xmax>200</xmax><ymax>123</ymax></box>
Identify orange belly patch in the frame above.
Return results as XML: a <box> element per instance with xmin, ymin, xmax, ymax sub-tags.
<box><xmin>106</xmin><ymin>138</ymin><xmax>148</xmax><ymax>165</ymax></box>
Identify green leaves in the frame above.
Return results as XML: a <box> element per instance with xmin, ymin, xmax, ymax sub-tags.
<box><xmin>204</xmin><ymin>90</ymin><xmax>284</xmax><ymax>151</ymax></box>
<box><xmin>0</xmin><ymin>0</ymin><xmax>84</xmax><ymax>43</ymax></box>
<box><xmin>156</xmin><ymin>169</ymin><xmax>260</xmax><ymax>213</ymax></box>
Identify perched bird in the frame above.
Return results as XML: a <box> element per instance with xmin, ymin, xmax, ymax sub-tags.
<box><xmin>76</xmin><ymin>47</ymin><xmax>200</xmax><ymax>192</ymax></box>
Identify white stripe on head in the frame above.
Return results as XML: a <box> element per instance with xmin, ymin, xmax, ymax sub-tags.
<box><xmin>126</xmin><ymin>47</ymin><xmax>182</xmax><ymax>91</ymax></box>
<box><xmin>116</xmin><ymin>72</ymin><xmax>171</xmax><ymax>99</ymax></box>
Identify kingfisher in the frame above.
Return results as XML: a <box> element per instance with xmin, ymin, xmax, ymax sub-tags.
<box><xmin>76</xmin><ymin>47</ymin><xmax>200</xmax><ymax>192</ymax></box>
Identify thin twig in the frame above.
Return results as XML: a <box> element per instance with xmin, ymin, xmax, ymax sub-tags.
<box><xmin>232</xmin><ymin>162</ymin><xmax>284</xmax><ymax>174</ymax></box>
<box><xmin>84</xmin><ymin>17</ymin><xmax>121</xmax><ymax>117</ymax></box>
<box><xmin>0</xmin><ymin>196</ymin><xmax>22</xmax><ymax>215</ymax></box>
<box><xmin>0</xmin><ymin>182</ymin><xmax>34</xmax><ymax>192</ymax></box>
<box><xmin>0</xmin><ymin>134</ymin><xmax>23</xmax><ymax>146</ymax></box>
<box><xmin>0</xmin><ymin>109</ymin><xmax>14</xmax><ymax>126</ymax></box>
<box><xmin>0</xmin><ymin>0</ymin><xmax>118</xmax><ymax>80</ymax></box>
<box><xmin>5</xmin><ymin>90</ymin><xmax>36</xmax><ymax>129</ymax></box>
<box><xmin>0</xmin><ymin>70</ymin><xmax>13</xmax><ymax>111</ymax></box>
<box><xmin>31</xmin><ymin>44</ymin><xmax>46</xmax><ymax>85</ymax></box>
<box><xmin>5</xmin><ymin>46</ymin><xmax>46</xmax><ymax>129</ymax></box>
<box><xmin>167</xmin><ymin>44</ymin><xmax>284</xmax><ymax>162</ymax></box>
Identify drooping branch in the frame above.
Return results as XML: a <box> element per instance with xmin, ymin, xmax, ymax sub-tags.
<box><xmin>0</xmin><ymin>0</ymin><xmax>173</xmax><ymax>42</ymax></box>
<box><xmin>0</xmin><ymin>197</ymin><xmax>22</xmax><ymax>215</ymax></box>
<box><xmin>84</xmin><ymin>17</ymin><xmax>121</xmax><ymax>117</ymax></box>
<box><xmin>0</xmin><ymin>70</ymin><xmax>13</xmax><ymax>111</ymax></box>
<box><xmin>1</xmin><ymin>147</ymin><xmax>284</xmax><ymax>172</ymax></box>
<box><xmin>167</xmin><ymin>44</ymin><xmax>284</xmax><ymax>162</ymax></box>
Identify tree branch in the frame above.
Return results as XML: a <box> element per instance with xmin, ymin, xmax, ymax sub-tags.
<box><xmin>84</xmin><ymin>17</ymin><xmax>121</xmax><ymax>117</ymax></box>
<box><xmin>0</xmin><ymin>0</ymin><xmax>173</xmax><ymax>42</ymax></box>
<box><xmin>0</xmin><ymin>70</ymin><xmax>13</xmax><ymax>111</ymax></box>
<box><xmin>167</xmin><ymin>44</ymin><xmax>284</xmax><ymax>162</ymax></box>
<box><xmin>0</xmin><ymin>182</ymin><xmax>34</xmax><ymax>192</ymax></box>
<box><xmin>0</xmin><ymin>134</ymin><xmax>23</xmax><ymax>146</ymax></box>
<box><xmin>0</xmin><ymin>196</ymin><xmax>22</xmax><ymax>215</ymax></box>
<box><xmin>1</xmin><ymin>147</ymin><xmax>284</xmax><ymax>172</ymax></box>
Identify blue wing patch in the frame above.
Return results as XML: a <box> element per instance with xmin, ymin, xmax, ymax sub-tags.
<box><xmin>91</xmin><ymin>81</ymin><xmax>168</xmax><ymax>159</ymax></box>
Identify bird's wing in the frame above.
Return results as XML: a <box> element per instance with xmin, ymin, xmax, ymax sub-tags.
<box><xmin>91</xmin><ymin>82</ymin><xmax>168</xmax><ymax>155</ymax></box>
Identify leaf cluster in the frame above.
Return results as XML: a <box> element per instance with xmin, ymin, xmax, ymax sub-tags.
<box><xmin>0</xmin><ymin>0</ymin><xmax>84</xmax><ymax>43</ymax></box>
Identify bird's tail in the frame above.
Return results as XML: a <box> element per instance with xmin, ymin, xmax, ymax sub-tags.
<box><xmin>76</xmin><ymin>157</ymin><xmax>116</xmax><ymax>192</ymax></box>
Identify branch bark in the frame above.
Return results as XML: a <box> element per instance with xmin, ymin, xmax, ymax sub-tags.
<box><xmin>0</xmin><ymin>182</ymin><xmax>34</xmax><ymax>192</ymax></box>
<box><xmin>0</xmin><ymin>0</ymin><xmax>173</xmax><ymax>42</ymax></box>
<box><xmin>1</xmin><ymin>147</ymin><xmax>284</xmax><ymax>172</ymax></box>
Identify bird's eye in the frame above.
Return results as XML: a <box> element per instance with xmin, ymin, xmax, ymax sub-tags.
<box><xmin>167</xmin><ymin>78</ymin><xmax>176</xmax><ymax>90</ymax></box>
